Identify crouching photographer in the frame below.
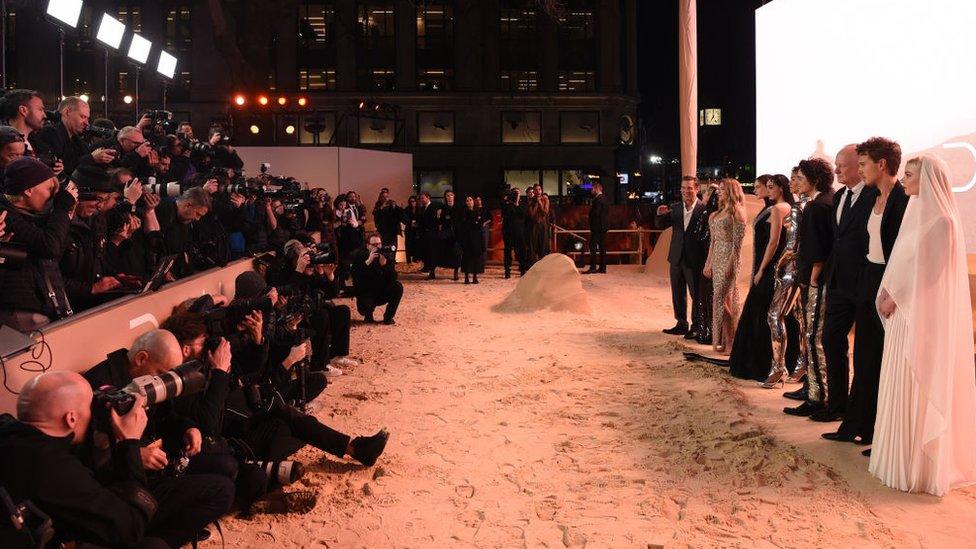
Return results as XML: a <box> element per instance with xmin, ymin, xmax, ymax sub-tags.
<box><xmin>83</xmin><ymin>329</ymin><xmax>235</xmax><ymax>547</ymax></box>
<box><xmin>350</xmin><ymin>232</ymin><xmax>403</xmax><ymax>325</ymax></box>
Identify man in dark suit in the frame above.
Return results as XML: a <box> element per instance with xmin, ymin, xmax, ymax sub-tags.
<box><xmin>501</xmin><ymin>187</ymin><xmax>528</xmax><ymax>278</ymax></box>
<box><xmin>784</xmin><ymin>158</ymin><xmax>835</xmax><ymax>417</ymax></box>
<box><xmin>825</xmin><ymin>137</ymin><xmax>909</xmax><ymax>451</ymax></box>
<box><xmin>654</xmin><ymin>176</ymin><xmax>706</xmax><ymax>335</ymax></box>
<box><xmin>28</xmin><ymin>96</ymin><xmax>115</xmax><ymax>177</ymax></box>
<box><xmin>417</xmin><ymin>192</ymin><xmax>438</xmax><ymax>273</ymax></box>
<box><xmin>584</xmin><ymin>181</ymin><xmax>609</xmax><ymax>274</ymax></box>
<box><xmin>814</xmin><ymin>145</ymin><xmax>879</xmax><ymax>422</ymax></box>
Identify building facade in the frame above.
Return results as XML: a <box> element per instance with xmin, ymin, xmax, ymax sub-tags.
<box><xmin>5</xmin><ymin>0</ymin><xmax>639</xmax><ymax>203</ymax></box>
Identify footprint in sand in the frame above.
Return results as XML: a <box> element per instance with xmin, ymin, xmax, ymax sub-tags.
<box><xmin>455</xmin><ymin>484</ymin><xmax>475</xmax><ymax>499</ymax></box>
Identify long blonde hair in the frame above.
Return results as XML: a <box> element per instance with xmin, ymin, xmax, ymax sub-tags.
<box><xmin>717</xmin><ymin>178</ymin><xmax>745</xmax><ymax>217</ymax></box>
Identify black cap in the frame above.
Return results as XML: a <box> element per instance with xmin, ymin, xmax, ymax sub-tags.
<box><xmin>70</xmin><ymin>163</ymin><xmax>114</xmax><ymax>193</ymax></box>
<box><xmin>234</xmin><ymin>271</ymin><xmax>269</xmax><ymax>300</ymax></box>
<box><xmin>1</xmin><ymin>156</ymin><xmax>55</xmax><ymax>195</ymax></box>
<box><xmin>0</xmin><ymin>126</ymin><xmax>25</xmax><ymax>147</ymax></box>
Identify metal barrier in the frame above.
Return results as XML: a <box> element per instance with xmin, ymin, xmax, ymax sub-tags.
<box><xmin>552</xmin><ymin>225</ymin><xmax>664</xmax><ymax>263</ymax></box>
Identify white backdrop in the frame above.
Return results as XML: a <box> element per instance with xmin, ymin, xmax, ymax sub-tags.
<box><xmin>756</xmin><ymin>0</ymin><xmax>976</xmax><ymax>248</ymax></box>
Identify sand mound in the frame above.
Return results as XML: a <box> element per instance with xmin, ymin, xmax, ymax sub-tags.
<box><xmin>492</xmin><ymin>253</ymin><xmax>591</xmax><ymax>314</ymax></box>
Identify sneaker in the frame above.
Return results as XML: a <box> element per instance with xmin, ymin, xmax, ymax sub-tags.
<box><xmin>323</xmin><ymin>364</ymin><xmax>343</xmax><ymax>378</ymax></box>
<box><xmin>351</xmin><ymin>429</ymin><xmax>390</xmax><ymax>467</ymax></box>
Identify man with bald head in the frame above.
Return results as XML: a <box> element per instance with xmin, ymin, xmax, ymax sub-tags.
<box><xmin>0</xmin><ymin>371</ymin><xmax>158</xmax><ymax>547</ymax></box>
<box><xmin>815</xmin><ymin>145</ymin><xmax>879</xmax><ymax>424</ymax></box>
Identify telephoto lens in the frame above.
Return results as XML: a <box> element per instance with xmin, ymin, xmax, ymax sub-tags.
<box><xmin>142</xmin><ymin>181</ymin><xmax>182</xmax><ymax>197</ymax></box>
<box><xmin>0</xmin><ymin>243</ymin><xmax>28</xmax><ymax>269</ymax></box>
<box><xmin>246</xmin><ymin>460</ymin><xmax>305</xmax><ymax>485</ymax></box>
<box><xmin>123</xmin><ymin>360</ymin><xmax>208</xmax><ymax>408</ymax></box>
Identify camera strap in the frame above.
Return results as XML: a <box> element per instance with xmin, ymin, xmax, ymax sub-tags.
<box><xmin>40</xmin><ymin>260</ymin><xmax>73</xmax><ymax>318</ymax></box>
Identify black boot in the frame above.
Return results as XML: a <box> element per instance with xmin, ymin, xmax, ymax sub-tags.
<box><xmin>351</xmin><ymin>429</ymin><xmax>390</xmax><ymax>467</ymax></box>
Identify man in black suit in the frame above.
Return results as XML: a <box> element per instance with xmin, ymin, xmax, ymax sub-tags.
<box><xmin>655</xmin><ymin>176</ymin><xmax>706</xmax><ymax>335</ymax></box>
<box><xmin>584</xmin><ymin>181</ymin><xmax>609</xmax><ymax>274</ymax></box>
<box><xmin>29</xmin><ymin>96</ymin><xmax>115</xmax><ymax>177</ymax></box>
<box><xmin>825</xmin><ymin>137</ymin><xmax>909</xmax><ymax>451</ymax></box>
<box><xmin>813</xmin><ymin>145</ymin><xmax>879</xmax><ymax>422</ymax></box>
<box><xmin>501</xmin><ymin>187</ymin><xmax>527</xmax><ymax>278</ymax></box>
<box><xmin>417</xmin><ymin>192</ymin><xmax>438</xmax><ymax>273</ymax></box>
<box><xmin>784</xmin><ymin>158</ymin><xmax>835</xmax><ymax>417</ymax></box>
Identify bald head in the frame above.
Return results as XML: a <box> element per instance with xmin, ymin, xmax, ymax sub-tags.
<box><xmin>127</xmin><ymin>329</ymin><xmax>183</xmax><ymax>377</ymax></box>
<box><xmin>17</xmin><ymin>371</ymin><xmax>93</xmax><ymax>442</ymax></box>
<box><xmin>835</xmin><ymin>144</ymin><xmax>860</xmax><ymax>188</ymax></box>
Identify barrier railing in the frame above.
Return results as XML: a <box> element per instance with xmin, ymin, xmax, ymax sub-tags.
<box><xmin>552</xmin><ymin>225</ymin><xmax>664</xmax><ymax>263</ymax></box>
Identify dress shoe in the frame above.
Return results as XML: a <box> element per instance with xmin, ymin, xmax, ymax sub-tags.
<box><xmin>861</xmin><ymin>448</ymin><xmax>871</xmax><ymax>457</ymax></box>
<box><xmin>582</xmin><ymin>268</ymin><xmax>597</xmax><ymax>274</ymax></box>
<box><xmin>597</xmin><ymin>268</ymin><xmax>607</xmax><ymax>274</ymax></box>
<box><xmin>663</xmin><ymin>324</ymin><xmax>689</xmax><ymax>335</ymax></box>
<box><xmin>783</xmin><ymin>401</ymin><xmax>823</xmax><ymax>417</ymax></box>
<box><xmin>382</xmin><ymin>317</ymin><xmax>396</xmax><ymax>325</ymax></box>
<box><xmin>821</xmin><ymin>431</ymin><xmax>857</xmax><ymax>442</ymax></box>
<box><xmin>809</xmin><ymin>410</ymin><xmax>844</xmax><ymax>422</ymax></box>
<box><xmin>783</xmin><ymin>388</ymin><xmax>807</xmax><ymax>401</ymax></box>
<box><xmin>683</xmin><ymin>330</ymin><xmax>699</xmax><ymax>340</ymax></box>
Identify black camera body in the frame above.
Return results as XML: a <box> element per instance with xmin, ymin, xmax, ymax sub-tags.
<box><xmin>92</xmin><ymin>360</ymin><xmax>208</xmax><ymax>417</ymax></box>
<box><xmin>308</xmin><ymin>242</ymin><xmax>336</xmax><ymax>265</ymax></box>
<box><xmin>376</xmin><ymin>244</ymin><xmax>397</xmax><ymax>256</ymax></box>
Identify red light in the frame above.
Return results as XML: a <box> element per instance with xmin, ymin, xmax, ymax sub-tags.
<box><xmin>233</xmin><ymin>95</ymin><xmax>246</xmax><ymax>106</ymax></box>
<box><xmin>297</xmin><ymin>97</ymin><xmax>308</xmax><ymax>107</ymax></box>
<box><xmin>277</xmin><ymin>97</ymin><xmax>287</xmax><ymax>106</ymax></box>
<box><xmin>258</xmin><ymin>96</ymin><xmax>269</xmax><ymax>106</ymax></box>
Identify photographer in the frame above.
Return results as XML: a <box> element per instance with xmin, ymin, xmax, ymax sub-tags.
<box><xmin>92</xmin><ymin>125</ymin><xmax>155</xmax><ymax>179</ymax></box>
<box><xmin>0</xmin><ymin>126</ymin><xmax>27</xmax><ymax>177</ymax></box>
<box><xmin>374</xmin><ymin>196</ymin><xmax>403</xmax><ymax>250</ymax></box>
<box><xmin>0</xmin><ymin>157</ymin><xmax>76</xmax><ymax>331</ymax></box>
<box><xmin>83</xmin><ymin>330</ymin><xmax>235</xmax><ymax>545</ymax></box>
<box><xmin>0</xmin><ymin>89</ymin><xmax>46</xmax><ymax>156</ymax></box>
<box><xmin>206</xmin><ymin>128</ymin><xmax>243</xmax><ymax>172</ymax></box>
<box><xmin>161</xmin><ymin>135</ymin><xmax>195</xmax><ymax>184</ymax></box>
<box><xmin>350</xmin><ymin>232</ymin><xmax>402</xmax><ymax>325</ymax></box>
<box><xmin>29</xmin><ymin>96</ymin><xmax>115</xmax><ymax>177</ymax></box>
<box><xmin>0</xmin><ymin>371</ymin><xmax>160</xmax><ymax>547</ymax></box>
<box><xmin>155</xmin><ymin>186</ymin><xmax>211</xmax><ymax>278</ymax></box>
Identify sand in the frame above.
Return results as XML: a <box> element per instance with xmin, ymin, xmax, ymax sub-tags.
<box><xmin>493</xmin><ymin>254</ymin><xmax>591</xmax><ymax>315</ymax></box>
<box><xmin>207</xmin><ymin>263</ymin><xmax>976</xmax><ymax>548</ymax></box>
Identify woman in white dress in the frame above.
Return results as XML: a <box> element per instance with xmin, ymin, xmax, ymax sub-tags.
<box><xmin>870</xmin><ymin>155</ymin><xmax>976</xmax><ymax>496</ymax></box>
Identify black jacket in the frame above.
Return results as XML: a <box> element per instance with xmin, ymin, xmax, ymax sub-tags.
<box><xmin>588</xmin><ymin>193</ymin><xmax>610</xmax><ymax>235</ymax></box>
<box><xmin>91</xmin><ymin>137</ymin><xmax>154</xmax><ymax>179</ymax></box>
<box><xmin>825</xmin><ymin>185</ymin><xmax>879</xmax><ymax>291</ymax></box>
<box><xmin>655</xmin><ymin>200</ymin><xmax>707</xmax><ymax>268</ymax></box>
<box><xmin>501</xmin><ymin>200</ymin><xmax>526</xmax><ymax>237</ymax></box>
<box><xmin>796</xmin><ymin>190</ymin><xmax>836</xmax><ymax>286</ymax></box>
<box><xmin>60</xmin><ymin>215</ymin><xmax>105</xmax><ymax>310</ymax></box>
<box><xmin>28</xmin><ymin>122</ymin><xmax>91</xmax><ymax>178</ymax></box>
<box><xmin>418</xmin><ymin>203</ymin><xmax>439</xmax><ymax>235</ymax></box>
<box><xmin>374</xmin><ymin>205</ymin><xmax>403</xmax><ymax>238</ymax></box>
<box><xmin>155</xmin><ymin>199</ymin><xmax>194</xmax><ymax>277</ymax></box>
<box><xmin>0</xmin><ymin>191</ymin><xmax>76</xmax><ymax>318</ymax></box>
<box><xmin>350</xmin><ymin>246</ymin><xmax>398</xmax><ymax>297</ymax></box>
<box><xmin>0</xmin><ymin>414</ymin><xmax>153</xmax><ymax>547</ymax></box>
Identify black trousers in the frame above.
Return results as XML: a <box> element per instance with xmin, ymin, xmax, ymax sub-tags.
<box><xmin>669</xmin><ymin>262</ymin><xmax>699</xmax><ymax>326</ymax></box>
<box><xmin>838</xmin><ymin>262</ymin><xmax>886</xmax><ymax>442</ymax></box>
<box><xmin>186</xmin><ymin>448</ymin><xmax>268</xmax><ymax>513</ymax></box>
<box><xmin>324</xmin><ymin>303</ymin><xmax>351</xmax><ymax>359</ymax></box>
<box><xmin>503</xmin><ymin>231</ymin><xmax>527</xmax><ymax>275</ymax></box>
<box><xmin>822</xmin><ymin>286</ymin><xmax>859</xmax><ymax>415</ymax></box>
<box><xmin>147</xmin><ymin>474</ymin><xmax>234</xmax><ymax>548</ymax></box>
<box><xmin>356</xmin><ymin>281</ymin><xmax>403</xmax><ymax>320</ymax></box>
<box><xmin>589</xmin><ymin>230</ymin><xmax>607</xmax><ymax>270</ymax></box>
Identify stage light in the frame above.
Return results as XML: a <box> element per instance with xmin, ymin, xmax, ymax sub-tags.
<box><xmin>95</xmin><ymin>13</ymin><xmax>126</xmax><ymax>50</ymax></box>
<box><xmin>277</xmin><ymin>97</ymin><xmax>287</xmax><ymax>106</ymax></box>
<box><xmin>79</xmin><ymin>94</ymin><xmax>89</xmax><ymax>103</ymax></box>
<box><xmin>46</xmin><ymin>0</ymin><xmax>83</xmax><ymax>28</ymax></box>
<box><xmin>297</xmin><ymin>97</ymin><xmax>308</xmax><ymax>107</ymax></box>
<box><xmin>127</xmin><ymin>34</ymin><xmax>152</xmax><ymax>65</ymax></box>
<box><xmin>258</xmin><ymin>96</ymin><xmax>269</xmax><ymax>106</ymax></box>
<box><xmin>250</xmin><ymin>125</ymin><xmax>260</xmax><ymax>135</ymax></box>
<box><xmin>123</xmin><ymin>95</ymin><xmax>133</xmax><ymax>104</ymax></box>
<box><xmin>234</xmin><ymin>95</ymin><xmax>246</xmax><ymax>106</ymax></box>
<box><xmin>285</xmin><ymin>125</ymin><xmax>296</xmax><ymax>135</ymax></box>
<box><xmin>649</xmin><ymin>155</ymin><xmax>663</xmax><ymax>165</ymax></box>
<box><xmin>157</xmin><ymin>51</ymin><xmax>178</xmax><ymax>80</ymax></box>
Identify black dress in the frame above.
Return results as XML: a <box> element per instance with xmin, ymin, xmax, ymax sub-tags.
<box><xmin>435</xmin><ymin>204</ymin><xmax>461</xmax><ymax>269</ymax></box>
<box><xmin>728</xmin><ymin>206</ymin><xmax>785</xmax><ymax>381</ymax></box>
<box><xmin>459</xmin><ymin>209</ymin><xmax>486</xmax><ymax>275</ymax></box>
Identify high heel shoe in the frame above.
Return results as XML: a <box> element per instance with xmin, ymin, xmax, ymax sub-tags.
<box><xmin>760</xmin><ymin>371</ymin><xmax>786</xmax><ymax>389</ymax></box>
<box><xmin>787</xmin><ymin>368</ymin><xmax>807</xmax><ymax>383</ymax></box>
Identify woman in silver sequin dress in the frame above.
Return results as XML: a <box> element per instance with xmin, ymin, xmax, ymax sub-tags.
<box><xmin>703</xmin><ymin>179</ymin><xmax>747</xmax><ymax>354</ymax></box>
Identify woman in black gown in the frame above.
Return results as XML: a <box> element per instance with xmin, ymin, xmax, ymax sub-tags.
<box><xmin>459</xmin><ymin>196</ymin><xmax>486</xmax><ymax>284</ymax></box>
<box><xmin>728</xmin><ymin>174</ymin><xmax>793</xmax><ymax>380</ymax></box>
<box><xmin>692</xmin><ymin>184</ymin><xmax>720</xmax><ymax>344</ymax></box>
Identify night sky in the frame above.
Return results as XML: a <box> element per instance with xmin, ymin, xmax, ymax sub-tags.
<box><xmin>637</xmin><ymin>0</ymin><xmax>764</xmax><ymax>179</ymax></box>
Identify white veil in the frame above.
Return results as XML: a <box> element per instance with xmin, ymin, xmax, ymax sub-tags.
<box><xmin>879</xmin><ymin>154</ymin><xmax>976</xmax><ymax>489</ymax></box>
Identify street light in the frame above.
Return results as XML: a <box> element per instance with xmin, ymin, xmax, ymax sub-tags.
<box><xmin>95</xmin><ymin>13</ymin><xmax>127</xmax><ymax>117</ymax></box>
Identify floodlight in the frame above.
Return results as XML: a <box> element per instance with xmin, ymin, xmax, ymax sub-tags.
<box><xmin>95</xmin><ymin>13</ymin><xmax>126</xmax><ymax>49</ymax></box>
<box><xmin>79</xmin><ymin>94</ymin><xmax>90</xmax><ymax>102</ymax></box>
<box><xmin>234</xmin><ymin>95</ymin><xmax>246</xmax><ymax>106</ymax></box>
<box><xmin>123</xmin><ymin>95</ymin><xmax>133</xmax><ymax>104</ymax></box>
<box><xmin>285</xmin><ymin>125</ymin><xmax>296</xmax><ymax>135</ymax></box>
<box><xmin>258</xmin><ymin>96</ymin><xmax>269</xmax><ymax>106</ymax></box>
<box><xmin>277</xmin><ymin>97</ymin><xmax>287</xmax><ymax>106</ymax></box>
<box><xmin>127</xmin><ymin>34</ymin><xmax>152</xmax><ymax>65</ymax></box>
<box><xmin>157</xmin><ymin>51</ymin><xmax>177</xmax><ymax>79</ymax></box>
<box><xmin>297</xmin><ymin>97</ymin><xmax>308</xmax><ymax>107</ymax></box>
<box><xmin>250</xmin><ymin>125</ymin><xmax>260</xmax><ymax>135</ymax></box>
<box><xmin>46</xmin><ymin>0</ymin><xmax>83</xmax><ymax>28</ymax></box>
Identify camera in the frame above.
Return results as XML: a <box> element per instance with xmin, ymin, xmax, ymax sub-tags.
<box><xmin>92</xmin><ymin>360</ymin><xmax>208</xmax><ymax>417</ymax></box>
<box><xmin>141</xmin><ymin>179</ymin><xmax>182</xmax><ymax>198</ymax></box>
<box><xmin>376</xmin><ymin>244</ymin><xmax>397</xmax><ymax>255</ymax></box>
<box><xmin>0</xmin><ymin>244</ymin><xmax>28</xmax><ymax>269</ymax></box>
<box><xmin>34</xmin><ymin>152</ymin><xmax>59</xmax><ymax>170</ymax></box>
<box><xmin>84</xmin><ymin>125</ymin><xmax>116</xmax><ymax>140</ymax></box>
<box><xmin>308</xmin><ymin>242</ymin><xmax>336</xmax><ymax>265</ymax></box>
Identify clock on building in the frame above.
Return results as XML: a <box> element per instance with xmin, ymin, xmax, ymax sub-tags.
<box><xmin>704</xmin><ymin>108</ymin><xmax>722</xmax><ymax>126</ymax></box>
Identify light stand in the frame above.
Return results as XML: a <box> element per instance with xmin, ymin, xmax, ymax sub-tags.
<box><xmin>95</xmin><ymin>13</ymin><xmax>127</xmax><ymax>119</ymax></box>
<box><xmin>133</xmin><ymin>67</ymin><xmax>140</xmax><ymax>119</ymax></box>
<box><xmin>45</xmin><ymin>0</ymin><xmax>83</xmax><ymax>99</ymax></box>
<box><xmin>58</xmin><ymin>27</ymin><xmax>65</xmax><ymax>99</ymax></box>
<box><xmin>104</xmin><ymin>51</ymin><xmax>109</xmax><ymax>117</ymax></box>
<box><xmin>1</xmin><ymin>0</ymin><xmax>7</xmax><ymax>89</ymax></box>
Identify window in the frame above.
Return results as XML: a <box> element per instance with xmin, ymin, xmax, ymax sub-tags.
<box><xmin>417</xmin><ymin>69</ymin><xmax>453</xmax><ymax>92</ymax></box>
<box><xmin>418</xmin><ymin>112</ymin><xmax>455</xmax><ymax>144</ymax></box>
<box><xmin>417</xmin><ymin>2</ymin><xmax>453</xmax><ymax>51</ymax></box>
<box><xmin>416</xmin><ymin>170</ymin><xmax>454</xmax><ymax>199</ymax></box>
<box><xmin>503</xmin><ymin>169</ymin><xmax>594</xmax><ymax>197</ymax></box>
<box><xmin>299</xmin><ymin>69</ymin><xmax>337</xmax><ymax>91</ymax></box>
<box><xmin>369</xmin><ymin>69</ymin><xmax>396</xmax><ymax>92</ymax></box>
<box><xmin>359</xmin><ymin>116</ymin><xmax>396</xmax><ymax>145</ymax></box>
<box><xmin>560</xmin><ymin>112</ymin><xmax>599</xmax><ymax>143</ymax></box>
<box><xmin>500</xmin><ymin>70</ymin><xmax>538</xmax><ymax>92</ymax></box>
<box><xmin>299</xmin><ymin>113</ymin><xmax>337</xmax><ymax>145</ymax></box>
<box><xmin>299</xmin><ymin>1</ymin><xmax>335</xmax><ymax>48</ymax></box>
<box><xmin>501</xmin><ymin>112</ymin><xmax>541</xmax><ymax>144</ymax></box>
<box><xmin>116</xmin><ymin>5</ymin><xmax>141</xmax><ymax>33</ymax></box>
<box><xmin>559</xmin><ymin>9</ymin><xmax>594</xmax><ymax>42</ymax></box>
<box><xmin>358</xmin><ymin>3</ymin><xmax>395</xmax><ymax>49</ymax></box>
<box><xmin>558</xmin><ymin>70</ymin><xmax>596</xmax><ymax>92</ymax></box>
<box><xmin>165</xmin><ymin>6</ymin><xmax>192</xmax><ymax>50</ymax></box>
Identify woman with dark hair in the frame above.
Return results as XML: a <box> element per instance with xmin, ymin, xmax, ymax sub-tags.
<box><xmin>459</xmin><ymin>196</ymin><xmax>486</xmax><ymax>284</ymax></box>
<box><xmin>691</xmin><ymin>183</ymin><xmax>720</xmax><ymax>345</ymax></box>
<box><xmin>402</xmin><ymin>195</ymin><xmax>420</xmax><ymax>263</ymax></box>
<box><xmin>729</xmin><ymin>174</ymin><xmax>794</xmax><ymax>380</ymax></box>
<box><xmin>474</xmin><ymin>196</ymin><xmax>491</xmax><ymax>267</ymax></box>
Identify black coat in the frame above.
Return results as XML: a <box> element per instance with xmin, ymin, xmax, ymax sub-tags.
<box><xmin>0</xmin><ymin>191</ymin><xmax>75</xmax><ymax>318</ymax></box>
<box><xmin>796</xmin><ymin>190</ymin><xmax>835</xmax><ymax>286</ymax></box>
<box><xmin>350</xmin><ymin>247</ymin><xmax>398</xmax><ymax>297</ymax></box>
<box><xmin>418</xmin><ymin>203</ymin><xmax>439</xmax><ymax>235</ymax></box>
<box><xmin>825</xmin><ymin>185</ymin><xmax>879</xmax><ymax>291</ymax></box>
<box><xmin>501</xmin><ymin>200</ymin><xmax>526</xmax><ymax>237</ymax></box>
<box><xmin>655</xmin><ymin>200</ymin><xmax>707</xmax><ymax>268</ymax></box>
<box><xmin>0</xmin><ymin>414</ymin><xmax>153</xmax><ymax>547</ymax></box>
<box><xmin>588</xmin><ymin>193</ymin><xmax>610</xmax><ymax>235</ymax></box>
<box><xmin>60</xmin><ymin>216</ymin><xmax>105</xmax><ymax>310</ymax></box>
<box><xmin>28</xmin><ymin>122</ymin><xmax>91</xmax><ymax>178</ymax></box>
<box><xmin>91</xmin><ymin>137</ymin><xmax>154</xmax><ymax>179</ymax></box>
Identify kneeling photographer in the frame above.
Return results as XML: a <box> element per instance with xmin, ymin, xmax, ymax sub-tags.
<box><xmin>0</xmin><ymin>371</ymin><xmax>160</xmax><ymax>548</ymax></box>
<box><xmin>83</xmin><ymin>329</ymin><xmax>235</xmax><ymax>546</ymax></box>
<box><xmin>350</xmin><ymin>232</ymin><xmax>403</xmax><ymax>325</ymax></box>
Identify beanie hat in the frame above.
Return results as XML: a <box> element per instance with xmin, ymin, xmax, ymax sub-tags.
<box><xmin>70</xmin><ymin>162</ymin><xmax>114</xmax><ymax>194</ymax></box>
<box><xmin>1</xmin><ymin>156</ymin><xmax>55</xmax><ymax>195</ymax></box>
<box><xmin>234</xmin><ymin>271</ymin><xmax>269</xmax><ymax>300</ymax></box>
<box><xmin>0</xmin><ymin>125</ymin><xmax>25</xmax><ymax>147</ymax></box>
